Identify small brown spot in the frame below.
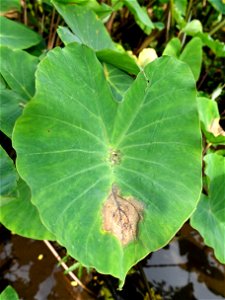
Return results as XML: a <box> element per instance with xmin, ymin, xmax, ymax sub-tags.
<box><xmin>109</xmin><ymin>149</ymin><xmax>121</xmax><ymax>165</ymax></box>
<box><xmin>102</xmin><ymin>185</ymin><xmax>144</xmax><ymax>246</ymax></box>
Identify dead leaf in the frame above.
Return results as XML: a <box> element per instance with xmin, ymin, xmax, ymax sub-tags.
<box><xmin>208</xmin><ymin>118</ymin><xmax>225</xmax><ymax>137</ymax></box>
<box><xmin>102</xmin><ymin>185</ymin><xmax>144</xmax><ymax>246</ymax></box>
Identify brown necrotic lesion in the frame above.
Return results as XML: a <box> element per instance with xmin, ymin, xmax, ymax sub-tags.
<box><xmin>102</xmin><ymin>185</ymin><xmax>144</xmax><ymax>246</ymax></box>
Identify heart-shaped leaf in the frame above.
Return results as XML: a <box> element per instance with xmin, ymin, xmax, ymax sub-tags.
<box><xmin>13</xmin><ymin>43</ymin><xmax>202</xmax><ymax>283</ymax></box>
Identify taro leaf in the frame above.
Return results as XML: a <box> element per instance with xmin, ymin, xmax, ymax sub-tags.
<box><xmin>57</xmin><ymin>26</ymin><xmax>82</xmax><ymax>45</ymax></box>
<box><xmin>57</xmin><ymin>27</ymin><xmax>139</xmax><ymax>75</ymax></box>
<box><xmin>197</xmin><ymin>32</ymin><xmax>225</xmax><ymax>57</ymax></box>
<box><xmin>13</xmin><ymin>43</ymin><xmax>202</xmax><ymax>283</ymax></box>
<box><xmin>162</xmin><ymin>37</ymin><xmax>182</xmax><ymax>58</ymax></box>
<box><xmin>54</xmin><ymin>2</ymin><xmax>139</xmax><ymax>75</ymax></box>
<box><xmin>0</xmin><ymin>17</ymin><xmax>41</xmax><ymax>49</ymax></box>
<box><xmin>0</xmin><ymin>147</ymin><xmax>18</xmax><ymax>196</ymax></box>
<box><xmin>174</xmin><ymin>0</ymin><xmax>187</xmax><ymax>16</ymax></box>
<box><xmin>208</xmin><ymin>0</ymin><xmax>225</xmax><ymax>14</ymax></box>
<box><xmin>53</xmin><ymin>0</ymin><xmax>112</xmax><ymax>18</ymax></box>
<box><xmin>184</xmin><ymin>30</ymin><xmax>225</xmax><ymax>58</ymax></box>
<box><xmin>0</xmin><ymin>46</ymin><xmax>39</xmax><ymax>100</ymax></box>
<box><xmin>179</xmin><ymin>37</ymin><xmax>202</xmax><ymax>81</ymax></box>
<box><xmin>0</xmin><ymin>0</ymin><xmax>20</xmax><ymax>14</ymax></box>
<box><xmin>191</xmin><ymin>153</ymin><xmax>225</xmax><ymax>263</ymax></box>
<box><xmin>102</xmin><ymin>63</ymin><xmax>134</xmax><ymax>102</ymax></box>
<box><xmin>123</xmin><ymin>0</ymin><xmax>154</xmax><ymax>34</ymax></box>
<box><xmin>0</xmin><ymin>147</ymin><xmax>54</xmax><ymax>240</ymax></box>
<box><xmin>97</xmin><ymin>49</ymin><xmax>139</xmax><ymax>75</ymax></box>
<box><xmin>163</xmin><ymin>37</ymin><xmax>202</xmax><ymax>81</ymax></box>
<box><xmin>0</xmin><ymin>286</ymin><xmax>19</xmax><ymax>300</ymax></box>
<box><xmin>181</xmin><ymin>19</ymin><xmax>203</xmax><ymax>35</ymax></box>
<box><xmin>0</xmin><ymin>89</ymin><xmax>23</xmax><ymax>137</ymax></box>
<box><xmin>53</xmin><ymin>1</ymin><xmax>116</xmax><ymax>51</ymax></box>
<box><xmin>197</xmin><ymin>97</ymin><xmax>225</xmax><ymax>145</ymax></box>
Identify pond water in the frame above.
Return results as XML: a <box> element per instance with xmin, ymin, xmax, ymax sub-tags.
<box><xmin>0</xmin><ymin>224</ymin><xmax>224</xmax><ymax>299</ymax></box>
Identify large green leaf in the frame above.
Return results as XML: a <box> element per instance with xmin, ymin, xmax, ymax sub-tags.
<box><xmin>0</xmin><ymin>17</ymin><xmax>41</xmax><ymax>49</ymax></box>
<box><xmin>0</xmin><ymin>46</ymin><xmax>39</xmax><ymax>100</ymax></box>
<box><xmin>0</xmin><ymin>147</ymin><xmax>54</xmax><ymax>240</ymax></box>
<box><xmin>191</xmin><ymin>153</ymin><xmax>225</xmax><ymax>263</ymax></box>
<box><xmin>13</xmin><ymin>43</ymin><xmax>202</xmax><ymax>283</ymax></box>
<box><xmin>0</xmin><ymin>286</ymin><xmax>19</xmax><ymax>300</ymax></box>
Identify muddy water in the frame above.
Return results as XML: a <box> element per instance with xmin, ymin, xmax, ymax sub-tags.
<box><xmin>0</xmin><ymin>224</ymin><xmax>224</xmax><ymax>299</ymax></box>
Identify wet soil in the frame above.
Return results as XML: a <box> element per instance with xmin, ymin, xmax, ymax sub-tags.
<box><xmin>0</xmin><ymin>223</ymin><xmax>224</xmax><ymax>300</ymax></box>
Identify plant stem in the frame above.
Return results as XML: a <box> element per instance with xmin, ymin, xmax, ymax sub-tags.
<box><xmin>209</xmin><ymin>18</ymin><xmax>225</xmax><ymax>36</ymax></box>
<box><xmin>166</xmin><ymin>6</ymin><xmax>171</xmax><ymax>42</ymax></box>
<box><xmin>43</xmin><ymin>240</ymin><xmax>95</xmax><ymax>296</ymax></box>
<box><xmin>186</xmin><ymin>0</ymin><xmax>194</xmax><ymax>21</ymax></box>
<box><xmin>138</xmin><ymin>265</ymin><xmax>154</xmax><ymax>300</ymax></box>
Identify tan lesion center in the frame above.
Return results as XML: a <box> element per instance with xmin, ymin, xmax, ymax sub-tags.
<box><xmin>102</xmin><ymin>185</ymin><xmax>144</xmax><ymax>246</ymax></box>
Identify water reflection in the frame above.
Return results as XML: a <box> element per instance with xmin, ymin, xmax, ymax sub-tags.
<box><xmin>0</xmin><ymin>224</ymin><xmax>224</xmax><ymax>299</ymax></box>
<box><xmin>144</xmin><ymin>224</ymin><xmax>225</xmax><ymax>299</ymax></box>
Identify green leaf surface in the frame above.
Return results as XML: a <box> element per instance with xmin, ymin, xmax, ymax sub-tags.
<box><xmin>97</xmin><ymin>49</ymin><xmax>140</xmax><ymax>75</ymax></box>
<box><xmin>0</xmin><ymin>46</ymin><xmax>39</xmax><ymax>100</ymax></box>
<box><xmin>163</xmin><ymin>37</ymin><xmax>202</xmax><ymax>81</ymax></box>
<box><xmin>174</xmin><ymin>0</ymin><xmax>187</xmax><ymax>16</ymax></box>
<box><xmin>181</xmin><ymin>19</ymin><xmax>203</xmax><ymax>35</ymax></box>
<box><xmin>53</xmin><ymin>0</ymin><xmax>112</xmax><ymax>18</ymax></box>
<box><xmin>102</xmin><ymin>63</ymin><xmax>134</xmax><ymax>102</ymax></box>
<box><xmin>0</xmin><ymin>147</ymin><xmax>54</xmax><ymax>240</ymax></box>
<box><xmin>191</xmin><ymin>153</ymin><xmax>225</xmax><ymax>263</ymax></box>
<box><xmin>163</xmin><ymin>37</ymin><xmax>182</xmax><ymax>58</ymax></box>
<box><xmin>0</xmin><ymin>147</ymin><xmax>18</xmax><ymax>196</ymax></box>
<box><xmin>57</xmin><ymin>27</ymin><xmax>139</xmax><ymax>75</ymax></box>
<box><xmin>53</xmin><ymin>1</ymin><xmax>116</xmax><ymax>51</ymax></box>
<box><xmin>208</xmin><ymin>0</ymin><xmax>225</xmax><ymax>14</ymax></box>
<box><xmin>179</xmin><ymin>37</ymin><xmax>202</xmax><ymax>81</ymax></box>
<box><xmin>13</xmin><ymin>43</ymin><xmax>202</xmax><ymax>283</ymax></box>
<box><xmin>0</xmin><ymin>74</ymin><xmax>6</xmax><ymax>89</ymax></box>
<box><xmin>124</xmin><ymin>0</ymin><xmax>154</xmax><ymax>34</ymax></box>
<box><xmin>0</xmin><ymin>89</ymin><xmax>23</xmax><ymax>137</ymax></box>
<box><xmin>197</xmin><ymin>32</ymin><xmax>225</xmax><ymax>57</ymax></box>
<box><xmin>0</xmin><ymin>0</ymin><xmax>20</xmax><ymax>13</ymax></box>
<box><xmin>0</xmin><ymin>286</ymin><xmax>19</xmax><ymax>300</ymax></box>
<box><xmin>197</xmin><ymin>97</ymin><xmax>225</xmax><ymax>145</ymax></box>
<box><xmin>57</xmin><ymin>26</ymin><xmax>82</xmax><ymax>45</ymax></box>
<box><xmin>0</xmin><ymin>17</ymin><xmax>42</xmax><ymax>49</ymax></box>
